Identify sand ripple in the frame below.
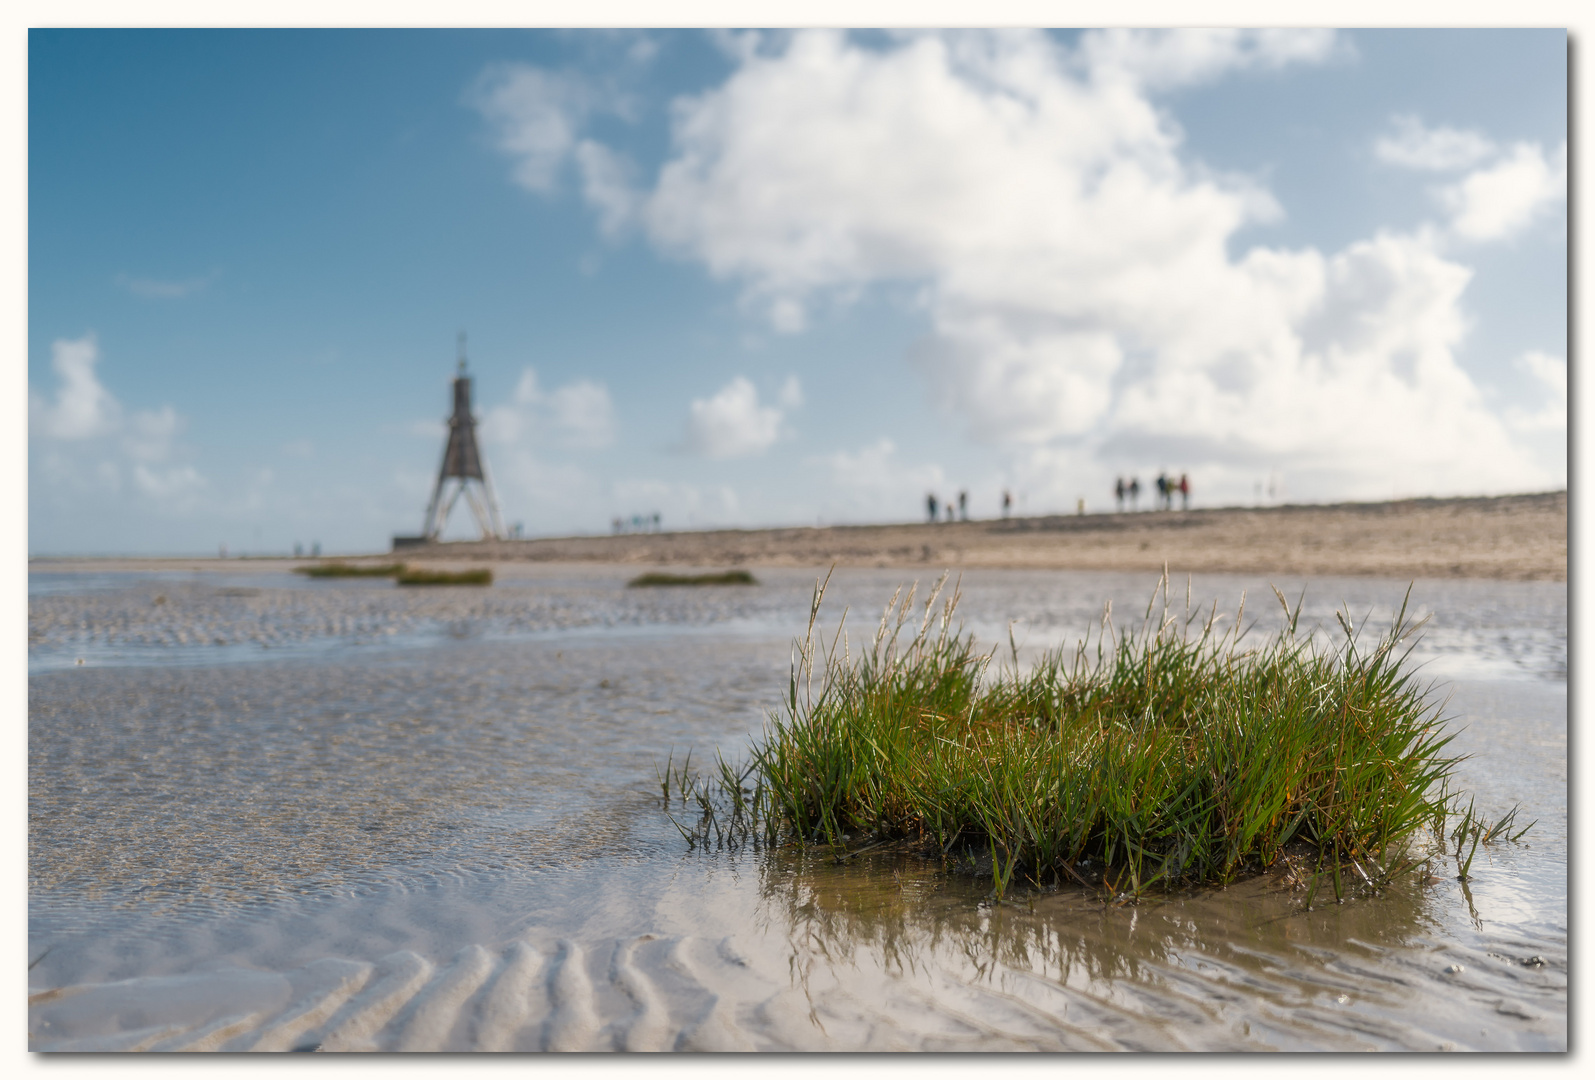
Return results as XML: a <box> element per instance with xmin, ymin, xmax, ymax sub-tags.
<box><xmin>29</xmin><ymin>934</ymin><xmax>871</xmax><ymax>1052</ymax></box>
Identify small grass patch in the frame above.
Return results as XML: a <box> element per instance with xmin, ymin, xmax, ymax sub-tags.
<box><xmin>664</xmin><ymin>571</ymin><xmax>1527</xmax><ymax>901</ymax></box>
<box><xmin>394</xmin><ymin>567</ymin><xmax>493</xmax><ymax>586</ymax></box>
<box><xmin>629</xmin><ymin>570</ymin><xmax>758</xmax><ymax>587</ymax></box>
<box><xmin>295</xmin><ymin>562</ymin><xmax>407</xmax><ymax>578</ymax></box>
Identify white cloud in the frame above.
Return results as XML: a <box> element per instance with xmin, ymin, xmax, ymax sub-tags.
<box><xmin>468</xmin><ymin>65</ymin><xmax>590</xmax><ymax>193</ymax></box>
<box><xmin>1373</xmin><ymin>116</ymin><xmax>1564</xmax><ymax>245</ymax></box>
<box><xmin>470</xmin><ymin>61</ymin><xmax>643</xmax><ymax>226</ymax></box>
<box><xmin>1442</xmin><ymin>141</ymin><xmax>1566</xmax><ymax>243</ymax></box>
<box><xmin>1375</xmin><ymin>115</ymin><xmax>1496</xmax><ymax>172</ymax></box>
<box><xmin>483</xmin><ymin>367</ymin><xmax>616</xmax><ymax>449</ymax></box>
<box><xmin>30</xmin><ymin>333</ymin><xmax>202</xmax><ymax>502</ymax></box>
<box><xmin>1506</xmin><ymin>351</ymin><xmax>1566</xmax><ymax>432</ymax></box>
<box><xmin>575</xmin><ymin>139</ymin><xmax>639</xmax><ymax>236</ymax></box>
<box><xmin>1078</xmin><ymin>28</ymin><xmax>1343</xmax><ymax>91</ymax></box>
<box><xmin>587</xmin><ymin>29</ymin><xmax>1549</xmax><ymax>500</ymax></box>
<box><xmin>911</xmin><ymin>326</ymin><xmax>1122</xmax><ymax>445</ymax></box>
<box><xmin>473</xmin><ymin>30</ymin><xmax>1560</xmax><ymax>503</ymax></box>
<box><xmin>679</xmin><ymin>376</ymin><xmax>794</xmax><ymax>459</ymax></box>
<box><xmin>31</xmin><ymin>334</ymin><xmax>120</xmax><ymax>439</ymax></box>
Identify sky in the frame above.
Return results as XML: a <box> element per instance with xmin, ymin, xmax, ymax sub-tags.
<box><xmin>26</xmin><ymin>27</ymin><xmax>1568</xmax><ymax>555</ymax></box>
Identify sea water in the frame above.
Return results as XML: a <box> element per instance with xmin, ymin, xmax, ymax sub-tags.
<box><xmin>27</xmin><ymin>565</ymin><xmax>1566</xmax><ymax>1050</ymax></box>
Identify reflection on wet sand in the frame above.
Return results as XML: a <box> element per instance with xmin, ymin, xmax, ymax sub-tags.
<box><xmin>751</xmin><ymin>842</ymin><xmax>1559</xmax><ymax>1050</ymax></box>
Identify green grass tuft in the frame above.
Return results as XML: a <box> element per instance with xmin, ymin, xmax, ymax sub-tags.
<box><xmin>666</xmin><ymin>571</ymin><xmax>1526</xmax><ymax>900</ymax></box>
<box><xmin>629</xmin><ymin>570</ymin><xmax>758</xmax><ymax>587</ymax></box>
<box><xmin>295</xmin><ymin>562</ymin><xmax>407</xmax><ymax>578</ymax></box>
<box><xmin>394</xmin><ymin>567</ymin><xmax>493</xmax><ymax>586</ymax></box>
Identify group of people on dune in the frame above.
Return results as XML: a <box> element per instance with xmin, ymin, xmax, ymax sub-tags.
<box><xmin>921</xmin><ymin>474</ymin><xmax>1189</xmax><ymax>523</ymax></box>
<box><xmin>1115</xmin><ymin>472</ymin><xmax>1189</xmax><ymax>513</ymax></box>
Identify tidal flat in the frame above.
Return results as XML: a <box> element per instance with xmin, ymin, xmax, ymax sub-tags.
<box><xmin>27</xmin><ymin>564</ymin><xmax>1565</xmax><ymax>1050</ymax></box>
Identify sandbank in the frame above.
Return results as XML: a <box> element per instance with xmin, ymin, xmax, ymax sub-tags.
<box><xmin>32</xmin><ymin>491</ymin><xmax>1565</xmax><ymax>582</ymax></box>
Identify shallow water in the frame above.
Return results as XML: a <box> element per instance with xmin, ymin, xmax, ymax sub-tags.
<box><xmin>28</xmin><ymin>566</ymin><xmax>1566</xmax><ymax>1051</ymax></box>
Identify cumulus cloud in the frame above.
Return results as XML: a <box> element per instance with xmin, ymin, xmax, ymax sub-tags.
<box><xmin>469</xmin><ymin>59</ymin><xmax>645</xmax><ymax>224</ymax></box>
<box><xmin>481</xmin><ymin>30</ymin><xmax>1559</xmax><ymax>502</ymax></box>
<box><xmin>31</xmin><ymin>334</ymin><xmax>120</xmax><ymax>439</ymax></box>
<box><xmin>1375</xmin><ymin>115</ymin><xmax>1497</xmax><ymax>172</ymax></box>
<box><xmin>483</xmin><ymin>368</ymin><xmax>616</xmax><ymax>450</ymax></box>
<box><xmin>30</xmin><ymin>333</ymin><xmax>203</xmax><ymax>502</ymax></box>
<box><xmin>1374</xmin><ymin>116</ymin><xmax>1564</xmax><ymax>244</ymax></box>
<box><xmin>1442</xmin><ymin>141</ymin><xmax>1566</xmax><ymax>242</ymax></box>
<box><xmin>636</xmin><ymin>31</ymin><xmax>1547</xmax><ymax>498</ymax></box>
<box><xmin>679</xmin><ymin>376</ymin><xmax>800</xmax><ymax>459</ymax></box>
<box><xmin>1078</xmin><ymin>28</ymin><xmax>1343</xmax><ymax>90</ymax></box>
<box><xmin>574</xmin><ymin>140</ymin><xmax>640</xmax><ymax>237</ymax></box>
<box><xmin>1505</xmin><ymin>351</ymin><xmax>1566</xmax><ymax>432</ymax></box>
<box><xmin>468</xmin><ymin>65</ymin><xmax>592</xmax><ymax>193</ymax></box>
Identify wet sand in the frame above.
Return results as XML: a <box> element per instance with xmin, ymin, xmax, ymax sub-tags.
<box><xmin>31</xmin><ymin>490</ymin><xmax>1566</xmax><ymax>582</ymax></box>
<box><xmin>28</xmin><ymin>567</ymin><xmax>1566</xmax><ymax>1051</ymax></box>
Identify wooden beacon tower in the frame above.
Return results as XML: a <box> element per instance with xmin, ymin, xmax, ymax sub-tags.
<box><xmin>395</xmin><ymin>335</ymin><xmax>506</xmax><ymax>549</ymax></box>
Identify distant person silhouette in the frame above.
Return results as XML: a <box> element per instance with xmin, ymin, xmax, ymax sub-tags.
<box><xmin>1115</xmin><ymin>476</ymin><xmax>1125</xmax><ymax>512</ymax></box>
<box><xmin>927</xmin><ymin>493</ymin><xmax>939</xmax><ymax>523</ymax></box>
<box><xmin>1128</xmin><ymin>477</ymin><xmax>1140</xmax><ymax>511</ymax></box>
<box><xmin>1179</xmin><ymin>473</ymin><xmax>1190</xmax><ymax>510</ymax></box>
<box><xmin>1002</xmin><ymin>489</ymin><xmax>1013</xmax><ymax>519</ymax></box>
<box><xmin>958</xmin><ymin>490</ymin><xmax>968</xmax><ymax>521</ymax></box>
<box><xmin>1156</xmin><ymin>472</ymin><xmax>1169</xmax><ymax>511</ymax></box>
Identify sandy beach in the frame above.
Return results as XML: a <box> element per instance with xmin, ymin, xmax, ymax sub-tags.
<box><xmin>28</xmin><ymin>567</ymin><xmax>1568</xmax><ymax>1050</ymax></box>
<box><xmin>32</xmin><ymin>490</ymin><xmax>1567</xmax><ymax>582</ymax></box>
<box><xmin>29</xmin><ymin>550</ymin><xmax>1567</xmax><ymax>1050</ymax></box>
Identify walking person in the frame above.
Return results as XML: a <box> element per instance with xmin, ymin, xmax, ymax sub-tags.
<box><xmin>1128</xmin><ymin>477</ymin><xmax>1140</xmax><ymax>511</ymax></box>
<box><xmin>1002</xmin><ymin>489</ymin><xmax>1012</xmax><ymax>519</ymax></box>
<box><xmin>1155</xmin><ymin>472</ymin><xmax>1168</xmax><ymax>511</ymax></box>
<box><xmin>1179</xmin><ymin>473</ymin><xmax>1190</xmax><ymax>511</ymax></box>
<box><xmin>927</xmin><ymin>492</ymin><xmax>939</xmax><ymax>524</ymax></box>
<box><xmin>1115</xmin><ymin>476</ymin><xmax>1125</xmax><ymax>512</ymax></box>
<box><xmin>958</xmin><ymin>490</ymin><xmax>968</xmax><ymax>521</ymax></box>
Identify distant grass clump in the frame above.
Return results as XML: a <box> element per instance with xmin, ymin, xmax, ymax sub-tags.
<box><xmin>664</xmin><ymin>572</ymin><xmax>1527</xmax><ymax>901</ymax></box>
<box><xmin>296</xmin><ymin>562</ymin><xmax>406</xmax><ymax>578</ymax></box>
<box><xmin>629</xmin><ymin>570</ymin><xmax>757</xmax><ymax>587</ymax></box>
<box><xmin>395</xmin><ymin>567</ymin><xmax>493</xmax><ymax>586</ymax></box>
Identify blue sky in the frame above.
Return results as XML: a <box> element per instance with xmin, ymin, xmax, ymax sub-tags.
<box><xmin>27</xmin><ymin>28</ymin><xmax>1567</xmax><ymax>555</ymax></box>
